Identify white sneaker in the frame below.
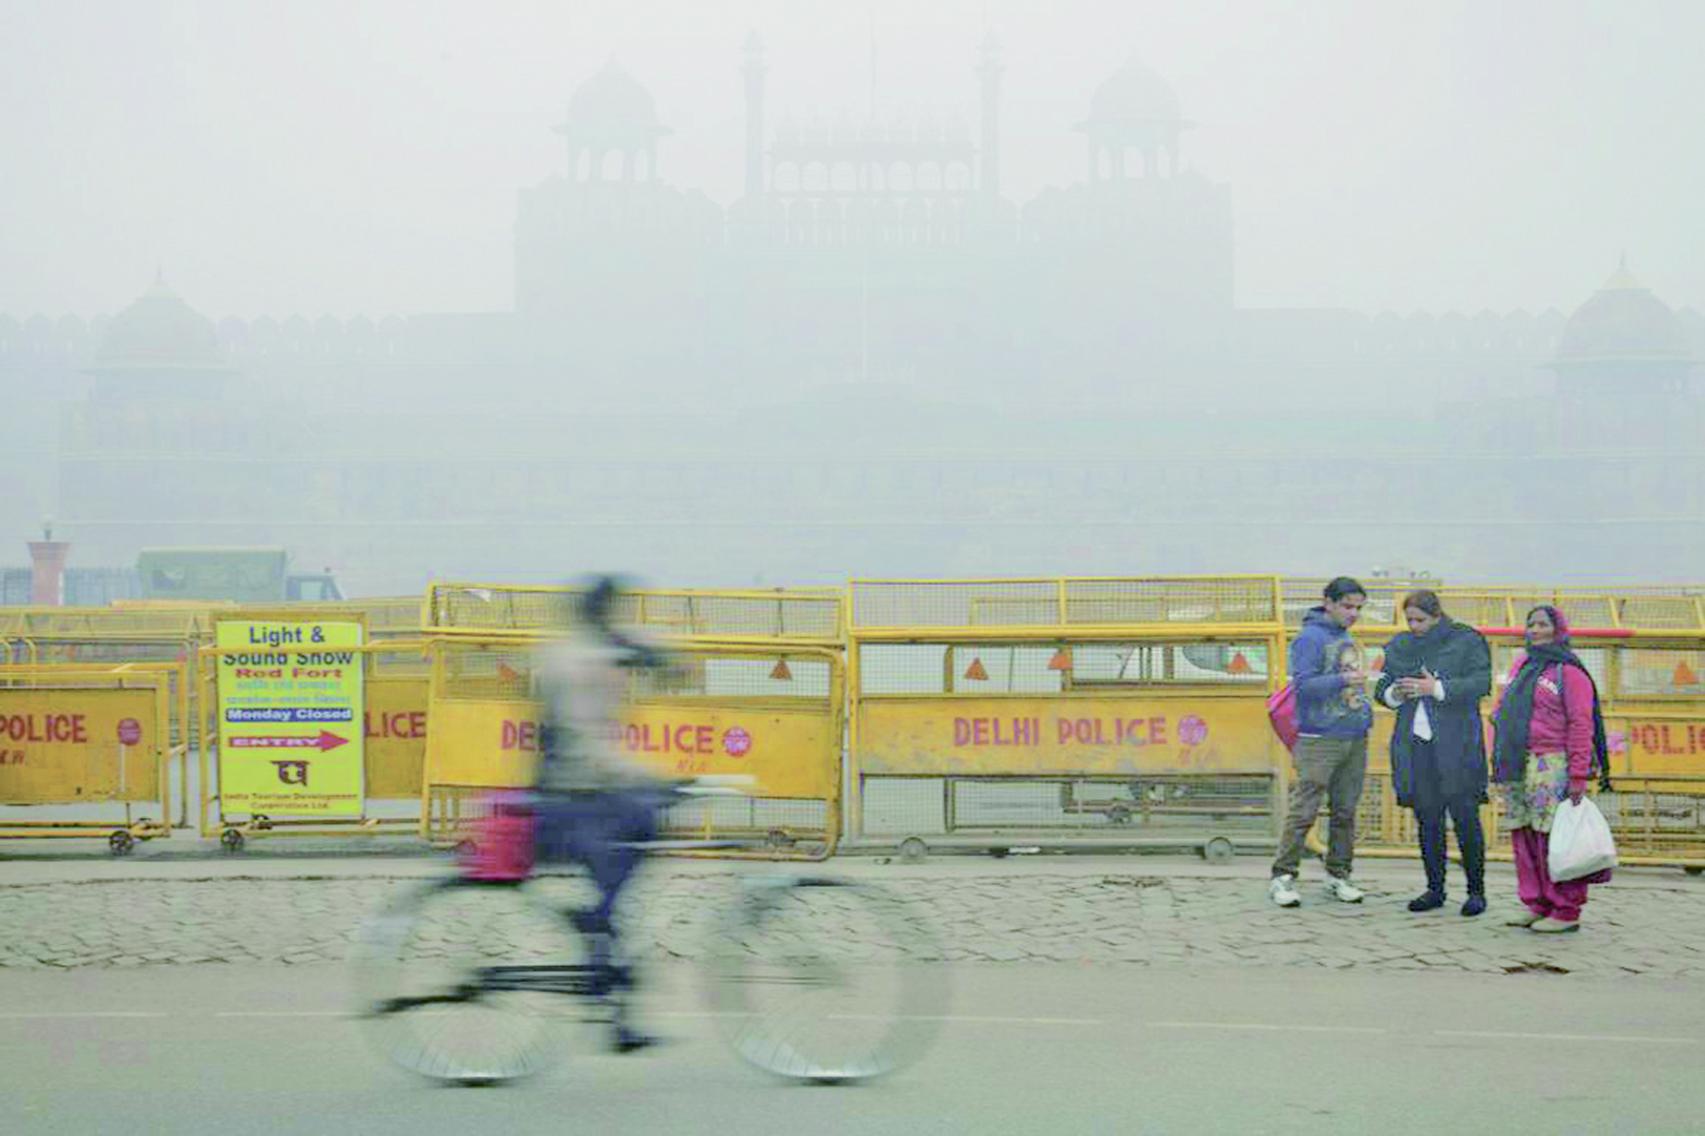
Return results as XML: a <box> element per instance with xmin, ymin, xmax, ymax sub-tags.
<box><xmin>1269</xmin><ymin>874</ymin><xmax>1302</xmax><ymax>908</ymax></box>
<box><xmin>1323</xmin><ymin>876</ymin><xmax>1365</xmax><ymax>904</ymax></box>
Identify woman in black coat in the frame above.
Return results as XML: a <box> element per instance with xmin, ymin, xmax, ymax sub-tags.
<box><xmin>1374</xmin><ymin>591</ymin><xmax>1493</xmax><ymax>916</ymax></box>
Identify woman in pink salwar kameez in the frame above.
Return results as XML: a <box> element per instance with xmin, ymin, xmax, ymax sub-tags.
<box><xmin>1490</xmin><ymin>606</ymin><xmax>1612</xmax><ymax>933</ymax></box>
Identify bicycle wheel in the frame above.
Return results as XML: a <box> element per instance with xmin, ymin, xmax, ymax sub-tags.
<box><xmin>703</xmin><ymin>876</ymin><xmax>945</xmax><ymax>1083</ymax></box>
<box><xmin>351</xmin><ymin>877</ymin><xmax>587</xmax><ymax>1085</ymax></box>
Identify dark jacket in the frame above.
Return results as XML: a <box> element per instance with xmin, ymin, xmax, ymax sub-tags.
<box><xmin>1375</xmin><ymin>618</ymin><xmax>1492</xmax><ymax>805</ymax></box>
<box><xmin>1290</xmin><ymin>607</ymin><xmax>1374</xmax><ymax>739</ymax></box>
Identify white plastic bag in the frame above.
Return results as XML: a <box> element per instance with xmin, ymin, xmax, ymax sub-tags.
<box><xmin>1548</xmin><ymin>797</ymin><xmax>1618</xmax><ymax>882</ymax></box>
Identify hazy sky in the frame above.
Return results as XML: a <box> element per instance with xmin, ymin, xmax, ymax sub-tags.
<box><xmin>3</xmin><ymin>0</ymin><xmax>1701</xmax><ymax>319</ymax></box>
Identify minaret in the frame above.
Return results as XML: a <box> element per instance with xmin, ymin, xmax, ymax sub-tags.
<box><xmin>742</xmin><ymin>32</ymin><xmax>767</xmax><ymax>197</ymax></box>
<box><xmin>976</xmin><ymin>31</ymin><xmax>1003</xmax><ymax>197</ymax></box>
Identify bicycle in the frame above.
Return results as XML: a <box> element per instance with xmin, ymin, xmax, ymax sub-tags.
<box><xmin>351</xmin><ymin>778</ymin><xmax>943</xmax><ymax>1086</ymax></box>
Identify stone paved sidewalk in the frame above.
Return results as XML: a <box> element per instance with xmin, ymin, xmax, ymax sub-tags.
<box><xmin>3</xmin><ymin>856</ymin><xmax>1703</xmax><ymax>978</ymax></box>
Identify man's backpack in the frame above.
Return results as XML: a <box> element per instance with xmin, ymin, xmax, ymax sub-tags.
<box><xmin>1266</xmin><ymin>682</ymin><xmax>1300</xmax><ymax>752</ymax></box>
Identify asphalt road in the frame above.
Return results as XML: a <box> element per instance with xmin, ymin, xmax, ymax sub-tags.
<box><xmin>3</xmin><ymin>959</ymin><xmax>1702</xmax><ymax>1135</ymax></box>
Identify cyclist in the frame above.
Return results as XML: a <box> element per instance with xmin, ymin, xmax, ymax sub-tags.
<box><xmin>531</xmin><ymin>574</ymin><xmax>673</xmax><ymax>1052</ymax></box>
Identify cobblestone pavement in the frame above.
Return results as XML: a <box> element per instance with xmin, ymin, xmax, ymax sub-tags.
<box><xmin>4</xmin><ymin>855</ymin><xmax>1704</xmax><ymax>978</ymax></box>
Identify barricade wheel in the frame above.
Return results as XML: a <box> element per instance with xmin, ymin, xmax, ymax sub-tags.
<box><xmin>352</xmin><ymin>878</ymin><xmax>582</xmax><ymax>1086</ymax></box>
<box><xmin>898</xmin><ymin>837</ymin><xmax>928</xmax><ymax>863</ymax></box>
<box><xmin>108</xmin><ymin>830</ymin><xmax>135</xmax><ymax>856</ymax></box>
<box><xmin>1108</xmin><ymin>804</ymin><xmax>1132</xmax><ymax>825</ymax></box>
<box><xmin>1686</xmin><ymin>866</ymin><xmax>1703</xmax><ymax>877</ymax></box>
<box><xmin>703</xmin><ymin>877</ymin><xmax>944</xmax><ymax>1083</ymax></box>
<box><xmin>1202</xmin><ymin>837</ymin><xmax>1236</xmax><ymax>864</ymax></box>
<box><xmin>220</xmin><ymin>828</ymin><xmax>245</xmax><ymax>854</ymax></box>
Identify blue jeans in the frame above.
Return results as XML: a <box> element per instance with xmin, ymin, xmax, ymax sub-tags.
<box><xmin>532</xmin><ymin>788</ymin><xmax>665</xmax><ymax>935</ymax></box>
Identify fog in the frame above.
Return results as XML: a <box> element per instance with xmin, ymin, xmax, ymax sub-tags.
<box><xmin>2</xmin><ymin>0</ymin><xmax>1701</xmax><ymax>596</ymax></box>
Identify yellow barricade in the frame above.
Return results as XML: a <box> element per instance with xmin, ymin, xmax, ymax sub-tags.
<box><xmin>0</xmin><ymin>662</ymin><xmax>181</xmax><ymax>852</ymax></box>
<box><xmin>420</xmin><ymin>631</ymin><xmax>845</xmax><ymax>858</ymax></box>
<box><xmin>848</xmin><ymin>577</ymin><xmax>1288</xmax><ymax>858</ymax></box>
<box><xmin>0</xmin><ymin>607</ymin><xmax>204</xmax><ymax>824</ymax></box>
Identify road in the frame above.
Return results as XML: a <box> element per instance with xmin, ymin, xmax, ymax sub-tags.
<box><xmin>3</xmin><ymin>960</ymin><xmax>1702</xmax><ymax>1135</ymax></box>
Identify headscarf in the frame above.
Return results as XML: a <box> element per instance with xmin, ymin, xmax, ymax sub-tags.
<box><xmin>1491</xmin><ymin>606</ymin><xmax>1611</xmax><ymax>788</ymax></box>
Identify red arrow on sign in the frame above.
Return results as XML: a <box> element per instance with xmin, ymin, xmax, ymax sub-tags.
<box><xmin>228</xmin><ymin>731</ymin><xmax>349</xmax><ymax>752</ymax></box>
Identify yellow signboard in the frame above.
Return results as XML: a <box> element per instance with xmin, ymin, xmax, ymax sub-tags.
<box><xmin>857</xmin><ymin>696</ymin><xmax>1278</xmax><ymax>775</ymax></box>
<box><xmin>216</xmin><ymin>620</ymin><xmax>365</xmax><ymax>815</ymax></box>
<box><xmin>0</xmin><ymin>687</ymin><xmax>161</xmax><ymax>803</ymax></box>
<box><xmin>424</xmin><ymin>698</ymin><xmax>837</xmax><ymax>799</ymax></box>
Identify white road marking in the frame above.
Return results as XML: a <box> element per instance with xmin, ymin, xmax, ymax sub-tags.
<box><xmin>0</xmin><ymin>1011</ymin><xmax>168</xmax><ymax>1020</ymax></box>
<box><xmin>1435</xmin><ymin>1029</ymin><xmax>1697</xmax><ymax>1046</ymax></box>
<box><xmin>653</xmin><ymin>1011</ymin><xmax>1104</xmax><ymax>1025</ymax></box>
<box><xmin>832</xmin><ymin>1013</ymin><xmax>1104</xmax><ymax>1025</ymax></box>
<box><xmin>1149</xmin><ymin>1021</ymin><xmax>1386</xmax><ymax>1035</ymax></box>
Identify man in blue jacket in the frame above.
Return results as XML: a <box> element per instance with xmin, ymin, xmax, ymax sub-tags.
<box><xmin>1270</xmin><ymin>576</ymin><xmax>1374</xmax><ymax>907</ymax></box>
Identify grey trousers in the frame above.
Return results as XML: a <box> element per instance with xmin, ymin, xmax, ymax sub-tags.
<box><xmin>1272</xmin><ymin>734</ymin><xmax>1369</xmax><ymax>880</ymax></box>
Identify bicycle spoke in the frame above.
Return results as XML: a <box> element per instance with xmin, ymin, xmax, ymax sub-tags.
<box><xmin>352</xmin><ymin>880</ymin><xmax>586</xmax><ymax>1084</ymax></box>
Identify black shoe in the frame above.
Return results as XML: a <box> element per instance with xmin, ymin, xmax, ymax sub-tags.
<box><xmin>1407</xmin><ymin>890</ymin><xmax>1446</xmax><ymax>912</ymax></box>
<box><xmin>610</xmin><ymin>1025</ymin><xmax>664</xmax><ymax>1054</ymax></box>
<box><xmin>1461</xmin><ymin>895</ymin><xmax>1487</xmax><ymax>918</ymax></box>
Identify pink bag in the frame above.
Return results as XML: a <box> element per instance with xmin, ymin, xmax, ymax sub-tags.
<box><xmin>1267</xmin><ymin>683</ymin><xmax>1300</xmax><ymax>752</ymax></box>
<box><xmin>458</xmin><ymin>790</ymin><xmax>537</xmax><ymax>882</ymax></box>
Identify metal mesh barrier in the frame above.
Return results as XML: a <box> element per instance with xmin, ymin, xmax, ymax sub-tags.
<box><xmin>21</xmin><ymin>640</ymin><xmax>189</xmax><ymax>665</ymax></box>
<box><xmin>853</xmin><ymin>579</ymin><xmax>1061</xmax><ymax>628</ymax></box>
<box><xmin>1487</xmin><ymin>643</ymin><xmax>1610</xmax><ymax>690</ymax></box>
<box><xmin>1064</xmin><ymin>578</ymin><xmax>1279</xmax><ymax>625</ymax></box>
<box><xmin>1616</xmin><ymin>648</ymin><xmax>1705</xmax><ymax>697</ymax></box>
<box><xmin>854</xmin><ymin>577</ymin><xmax>1280</xmax><ymax>629</ymax></box>
<box><xmin>632</xmin><ymin>653</ymin><xmax>833</xmax><ymax>702</ymax></box>
<box><xmin>857</xmin><ymin>640</ymin><xmax>1271</xmax><ymax>696</ymax></box>
<box><xmin>430</xmin><ymin>587</ymin><xmax>575</xmax><ymax>631</ymax></box>
<box><xmin>435</xmin><ymin>641</ymin><xmax>834</xmax><ymax>704</ymax></box>
<box><xmin>426</xmin><ymin>584</ymin><xmax>842</xmax><ymax>641</ymax></box>
<box><xmin>325</xmin><ymin>597</ymin><xmax>423</xmax><ymax>638</ymax></box>
<box><xmin>858</xmin><ymin>774</ymin><xmax>1276</xmax><ymax>841</ymax></box>
<box><xmin>437</xmin><ymin>642</ymin><xmax>538</xmax><ymax>701</ymax></box>
<box><xmin>1512</xmin><ymin>593</ymin><xmax>1616</xmax><ymax>629</ymax></box>
<box><xmin>626</xmin><ymin>592</ymin><xmax>842</xmax><ymax>641</ymax></box>
<box><xmin>1598</xmin><ymin>782</ymin><xmax>1705</xmax><ymax>856</ymax></box>
<box><xmin>1283</xmin><ymin>581</ymin><xmax>1410</xmax><ymax>627</ymax></box>
<box><xmin>1436</xmin><ymin>593</ymin><xmax>1517</xmax><ymax>628</ymax></box>
<box><xmin>1283</xmin><ymin>584</ymin><xmax>1705</xmax><ymax>636</ymax></box>
<box><xmin>1618</xmin><ymin>595</ymin><xmax>1705</xmax><ymax>632</ymax></box>
<box><xmin>0</xmin><ymin>608</ymin><xmax>211</xmax><ymax>640</ymax></box>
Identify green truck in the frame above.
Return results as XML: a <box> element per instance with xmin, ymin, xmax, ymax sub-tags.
<box><xmin>136</xmin><ymin>547</ymin><xmax>344</xmax><ymax>603</ymax></box>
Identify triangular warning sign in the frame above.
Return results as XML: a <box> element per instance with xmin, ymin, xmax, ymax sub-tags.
<box><xmin>770</xmin><ymin>659</ymin><xmax>793</xmax><ymax>681</ymax></box>
<box><xmin>1048</xmin><ymin>648</ymin><xmax>1073</xmax><ymax>671</ymax></box>
<box><xmin>964</xmin><ymin>658</ymin><xmax>989</xmax><ymax>681</ymax></box>
<box><xmin>496</xmin><ymin>662</ymin><xmax>521</xmax><ymax>682</ymax></box>
<box><xmin>1675</xmin><ymin>660</ymin><xmax>1700</xmax><ymax>687</ymax></box>
<box><xmin>1227</xmin><ymin>652</ymin><xmax>1252</xmax><ymax>675</ymax></box>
